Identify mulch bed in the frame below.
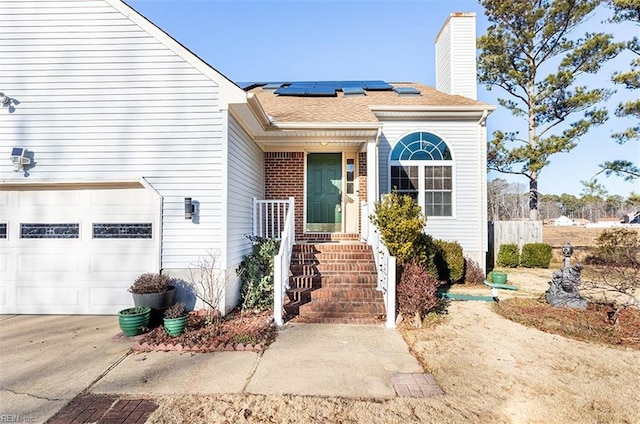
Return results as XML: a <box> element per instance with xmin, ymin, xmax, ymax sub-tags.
<box><xmin>133</xmin><ymin>309</ymin><xmax>277</xmax><ymax>353</ymax></box>
<box><xmin>494</xmin><ymin>298</ymin><xmax>640</xmax><ymax>349</ymax></box>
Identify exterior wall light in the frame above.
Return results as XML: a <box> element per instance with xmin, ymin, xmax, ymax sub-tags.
<box><xmin>0</xmin><ymin>93</ymin><xmax>11</xmax><ymax>107</ymax></box>
<box><xmin>184</xmin><ymin>197</ymin><xmax>195</xmax><ymax>220</ymax></box>
<box><xmin>10</xmin><ymin>147</ymin><xmax>31</xmax><ymax>172</ymax></box>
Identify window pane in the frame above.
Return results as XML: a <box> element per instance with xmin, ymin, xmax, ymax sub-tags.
<box><xmin>93</xmin><ymin>223</ymin><xmax>152</xmax><ymax>239</ymax></box>
<box><xmin>21</xmin><ymin>223</ymin><xmax>79</xmax><ymax>239</ymax></box>
<box><xmin>0</xmin><ymin>223</ymin><xmax>6</xmax><ymax>239</ymax></box>
<box><xmin>391</xmin><ymin>166</ymin><xmax>419</xmax><ymax>199</ymax></box>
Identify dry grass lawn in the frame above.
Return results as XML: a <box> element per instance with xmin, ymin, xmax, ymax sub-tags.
<box><xmin>148</xmin><ymin>266</ymin><xmax>639</xmax><ymax>424</ymax></box>
<box><xmin>148</xmin><ymin>227</ymin><xmax>639</xmax><ymax>423</ymax></box>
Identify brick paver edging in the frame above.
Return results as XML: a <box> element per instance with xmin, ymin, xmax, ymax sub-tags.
<box><xmin>392</xmin><ymin>373</ymin><xmax>445</xmax><ymax>397</ymax></box>
<box><xmin>130</xmin><ymin>339</ymin><xmax>265</xmax><ymax>353</ymax></box>
<box><xmin>47</xmin><ymin>394</ymin><xmax>158</xmax><ymax>424</ymax></box>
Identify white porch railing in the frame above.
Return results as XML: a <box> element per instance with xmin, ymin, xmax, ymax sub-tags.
<box><xmin>253</xmin><ymin>198</ymin><xmax>293</xmax><ymax>240</ymax></box>
<box><xmin>361</xmin><ymin>201</ymin><xmax>397</xmax><ymax>328</ymax></box>
<box><xmin>270</xmin><ymin>197</ymin><xmax>295</xmax><ymax>326</ymax></box>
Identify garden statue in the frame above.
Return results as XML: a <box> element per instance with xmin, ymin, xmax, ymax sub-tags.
<box><xmin>545</xmin><ymin>242</ymin><xmax>587</xmax><ymax>310</ymax></box>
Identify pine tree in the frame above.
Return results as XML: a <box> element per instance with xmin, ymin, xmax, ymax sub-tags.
<box><xmin>478</xmin><ymin>0</ymin><xmax>622</xmax><ymax>220</ymax></box>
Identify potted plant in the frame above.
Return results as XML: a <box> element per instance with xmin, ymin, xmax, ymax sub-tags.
<box><xmin>129</xmin><ymin>272</ymin><xmax>176</xmax><ymax>326</ymax></box>
<box><xmin>118</xmin><ymin>306</ymin><xmax>151</xmax><ymax>337</ymax></box>
<box><xmin>163</xmin><ymin>302</ymin><xmax>188</xmax><ymax>336</ymax></box>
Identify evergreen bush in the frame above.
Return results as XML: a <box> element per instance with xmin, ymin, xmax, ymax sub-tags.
<box><xmin>521</xmin><ymin>243</ymin><xmax>552</xmax><ymax>268</ymax></box>
<box><xmin>371</xmin><ymin>192</ymin><xmax>426</xmax><ymax>265</ymax></box>
<box><xmin>434</xmin><ymin>239</ymin><xmax>465</xmax><ymax>283</ymax></box>
<box><xmin>497</xmin><ymin>243</ymin><xmax>520</xmax><ymax>267</ymax></box>
<box><xmin>237</xmin><ymin>235</ymin><xmax>280</xmax><ymax>311</ymax></box>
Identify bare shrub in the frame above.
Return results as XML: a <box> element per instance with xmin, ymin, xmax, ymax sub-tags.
<box><xmin>189</xmin><ymin>250</ymin><xmax>227</xmax><ymax>324</ymax></box>
<box><xmin>397</xmin><ymin>260</ymin><xmax>443</xmax><ymax>327</ymax></box>
<box><xmin>463</xmin><ymin>258</ymin><xmax>485</xmax><ymax>285</ymax></box>
<box><xmin>583</xmin><ymin>228</ymin><xmax>639</xmax><ymax>323</ymax></box>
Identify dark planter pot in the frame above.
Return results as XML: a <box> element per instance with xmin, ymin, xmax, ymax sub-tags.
<box><xmin>132</xmin><ymin>286</ymin><xmax>176</xmax><ymax>327</ymax></box>
<box><xmin>118</xmin><ymin>306</ymin><xmax>151</xmax><ymax>337</ymax></box>
<box><xmin>163</xmin><ymin>315</ymin><xmax>188</xmax><ymax>337</ymax></box>
<box><xmin>491</xmin><ymin>271</ymin><xmax>508</xmax><ymax>284</ymax></box>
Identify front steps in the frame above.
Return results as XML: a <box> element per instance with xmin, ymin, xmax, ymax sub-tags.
<box><xmin>284</xmin><ymin>243</ymin><xmax>386</xmax><ymax>324</ymax></box>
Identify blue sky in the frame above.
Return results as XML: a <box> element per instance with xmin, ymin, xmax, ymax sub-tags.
<box><xmin>126</xmin><ymin>0</ymin><xmax>639</xmax><ymax>198</ymax></box>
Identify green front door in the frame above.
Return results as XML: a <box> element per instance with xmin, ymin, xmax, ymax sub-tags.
<box><xmin>306</xmin><ymin>153</ymin><xmax>342</xmax><ymax>232</ymax></box>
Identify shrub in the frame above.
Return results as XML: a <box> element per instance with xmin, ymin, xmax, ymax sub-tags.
<box><xmin>371</xmin><ymin>192</ymin><xmax>426</xmax><ymax>264</ymax></box>
<box><xmin>520</xmin><ymin>243</ymin><xmax>553</xmax><ymax>268</ymax></box>
<box><xmin>463</xmin><ymin>258</ymin><xmax>485</xmax><ymax>285</ymax></box>
<box><xmin>434</xmin><ymin>239</ymin><xmax>465</xmax><ymax>283</ymax></box>
<box><xmin>164</xmin><ymin>302</ymin><xmax>186</xmax><ymax>319</ymax></box>
<box><xmin>413</xmin><ymin>233</ymin><xmax>440</xmax><ymax>278</ymax></box>
<box><xmin>237</xmin><ymin>235</ymin><xmax>280</xmax><ymax>311</ymax></box>
<box><xmin>585</xmin><ymin>228</ymin><xmax>640</xmax><ymax>266</ymax></box>
<box><xmin>582</xmin><ymin>227</ymin><xmax>639</xmax><ymax>323</ymax></box>
<box><xmin>397</xmin><ymin>260</ymin><xmax>443</xmax><ymax>327</ymax></box>
<box><xmin>129</xmin><ymin>272</ymin><xmax>172</xmax><ymax>294</ymax></box>
<box><xmin>497</xmin><ymin>243</ymin><xmax>520</xmax><ymax>267</ymax></box>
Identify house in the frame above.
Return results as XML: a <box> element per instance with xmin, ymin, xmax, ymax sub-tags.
<box><xmin>0</xmin><ymin>1</ymin><xmax>494</xmax><ymax>318</ymax></box>
<box><xmin>553</xmin><ymin>216</ymin><xmax>575</xmax><ymax>227</ymax></box>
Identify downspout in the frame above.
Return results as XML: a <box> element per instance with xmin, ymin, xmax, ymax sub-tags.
<box><xmin>478</xmin><ymin>109</ymin><xmax>489</xmax><ymax>271</ymax></box>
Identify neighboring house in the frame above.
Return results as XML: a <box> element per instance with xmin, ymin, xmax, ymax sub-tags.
<box><xmin>0</xmin><ymin>1</ymin><xmax>494</xmax><ymax>315</ymax></box>
<box><xmin>553</xmin><ymin>216</ymin><xmax>575</xmax><ymax>227</ymax></box>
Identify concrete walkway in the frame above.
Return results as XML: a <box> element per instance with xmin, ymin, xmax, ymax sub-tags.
<box><xmin>1</xmin><ymin>316</ymin><xmax>423</xmax><ymax>423</ymax></box>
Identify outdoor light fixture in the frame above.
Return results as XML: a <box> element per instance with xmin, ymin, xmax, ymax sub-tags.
<box><xmin>184</xmin><ymin>197</ymin><xmax>195</xmax><ymax>220</ymax></box>
<box><xmin>0</xmin><ymin>93</ymin><xmax>11</xmax><ymax>107</ymax></box>
<box><xmin>10</xmin><ymin>147</ymin><xmax>31</xmax><ymax>172</ymax></box>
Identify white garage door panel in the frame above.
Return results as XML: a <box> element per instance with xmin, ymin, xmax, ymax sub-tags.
<box><xmin>89</xmin><ymin>288</ymin><xmax>133</xmax><ymax>309</ymax></box>
<box><xmin>18</xmin><ymin>287</ymin><xmax>81</xmax><ymax>306</ymax></box>
<box><xmin>19</xmin><ymin>254</ymin><xmax>81</xmax><ymax>272</ymax></box>
<box><xmin>0</xmin><ymin>186</ymin><xmax>159</xmax><ymax>315</ymax></box>
<box><xmin>90</xmin><ymin>253</ymin><xmax>154</xmax><ymax>273</ymax></box>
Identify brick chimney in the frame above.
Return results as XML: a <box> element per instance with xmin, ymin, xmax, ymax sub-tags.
<box><xmin>435</xmin><ymin>12</ymin><xmax>477</xmax><ymax>100</ymax></box>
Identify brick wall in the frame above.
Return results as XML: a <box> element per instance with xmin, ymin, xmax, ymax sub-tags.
<box><xmin>264</xmin><ymin>152</ymin><xmax>305</xmax><ymax>238</ymax></box>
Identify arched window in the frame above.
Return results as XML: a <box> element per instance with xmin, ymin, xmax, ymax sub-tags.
<box><xmin>390</xmin><ymin>132</ymin><xmax>453</xmax><ymax>217</ymax></box>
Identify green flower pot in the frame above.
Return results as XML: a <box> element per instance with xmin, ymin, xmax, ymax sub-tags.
<box><xmin>118</xmin><ymin>306</ymin><xmax>151</xmax><ymax>337</ymax></box>
<box><xmin>164</xmin><ymin>315</ymin><xmax>188</xmax><ymax>337</ymax></box>
<box><xmin>491</xmin><ymin>271</ymin><xmax>508</xmax><ymax>284</ymax></box>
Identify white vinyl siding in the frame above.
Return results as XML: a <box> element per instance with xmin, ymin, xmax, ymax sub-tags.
<box><xmin>224</xmin><ymin>114</ymin><xmax>265</xmax><ymax>310</ymax></box>
<box><xmin>435</xmin><ymin>13</ymin><xmax>477</xmax><ymax>100</ymax></box>
<box><xmin>379</xmin><ymin>120</ymin><xmax>485</xmax><ymax>257</ymax></box>
<box><xmin>0</xmin><ymin>0</ymin><xmax>247</xmax><ymax>271</ymax></box>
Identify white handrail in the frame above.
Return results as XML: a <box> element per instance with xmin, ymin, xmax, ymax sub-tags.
<box><xmin>253</xmin><ymin>198</ymin><xmax>292</xmax><ymax>240</ymax></box>
<box><xmin>361</xmin><ymin>201</ymin><xmax>396</xmax><ymax>328</ymax></box>
<box><xmin>273</xmin><ymin>197</ymin><xmax>295</xmax><ymax>326</ymax></box>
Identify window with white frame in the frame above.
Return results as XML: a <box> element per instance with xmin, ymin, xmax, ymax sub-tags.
<box><xmin>390</xmin><ymin>132</ymin><xmax>453</xmax><ymax>217</ymax></box>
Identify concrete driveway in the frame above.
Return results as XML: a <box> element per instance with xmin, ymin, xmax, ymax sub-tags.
<box><xmin>0</xmin><ymin>315</ymin><xmax>131</xmax><ymax>423</ymax></box>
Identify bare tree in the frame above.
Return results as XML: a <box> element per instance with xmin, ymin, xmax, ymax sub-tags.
<box><xmin>188</xmin><ymin>250</ymin><xmax>228</xmax><ymax>325</ymax></box>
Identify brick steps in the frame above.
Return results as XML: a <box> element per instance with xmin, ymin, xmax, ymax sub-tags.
<box><xmin>284</xmin><ymin>242</ymin><xmax>386</xmax><ymax>324</ymax></box>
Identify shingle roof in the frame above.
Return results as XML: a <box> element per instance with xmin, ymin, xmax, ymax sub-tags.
<box><xmin>248</xmin><ymin>83</ymin><xmax>491</xmax><ymax>123</ymax></box>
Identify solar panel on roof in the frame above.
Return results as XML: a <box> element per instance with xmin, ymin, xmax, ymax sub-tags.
<box><xmin>306</xmin><ymin>86</ymin><xmax>337</xmax><ymax>96</ymax></box>
<box><xmin>275</xmin><ymin>87</ymin><xmax>307</xmax><ymax>96</ymax></box>
<box><xmin>362</xmin><ymin>80</ymin><xmax>393</xmax><ymax>90</ymax></box>
<box><xmin>237</xmin><ymin>82</ymin><xmax>259</xmax><ymax>90</ymax></box>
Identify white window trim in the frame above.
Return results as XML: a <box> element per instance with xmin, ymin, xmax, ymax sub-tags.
<box><xmin>388</xmin><ymin>131</ymin><xmax>456</xmax><ymax>219</ymax></box>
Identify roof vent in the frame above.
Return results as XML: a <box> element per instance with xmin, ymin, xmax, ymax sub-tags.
<box><xmin>393</xmin><ymin>86</ymin><xmax>421</xmax><ymax>96</ymax></box>
<box><xmin>342</xmin><ymin>87</ymin><xmax>366</xmax><ymax>96</ymax></box>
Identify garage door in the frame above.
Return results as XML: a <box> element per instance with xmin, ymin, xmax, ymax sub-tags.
<box><xmin>0</xmin><ymin>185</ymin><xmax>159</xmax><ymax>315</ymax></box>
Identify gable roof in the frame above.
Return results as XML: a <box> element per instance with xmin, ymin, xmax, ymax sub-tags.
<box><xmin>247</xmin><ymin>82</ymin><xmax>493</xmax><ymax>124</ymax></box>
